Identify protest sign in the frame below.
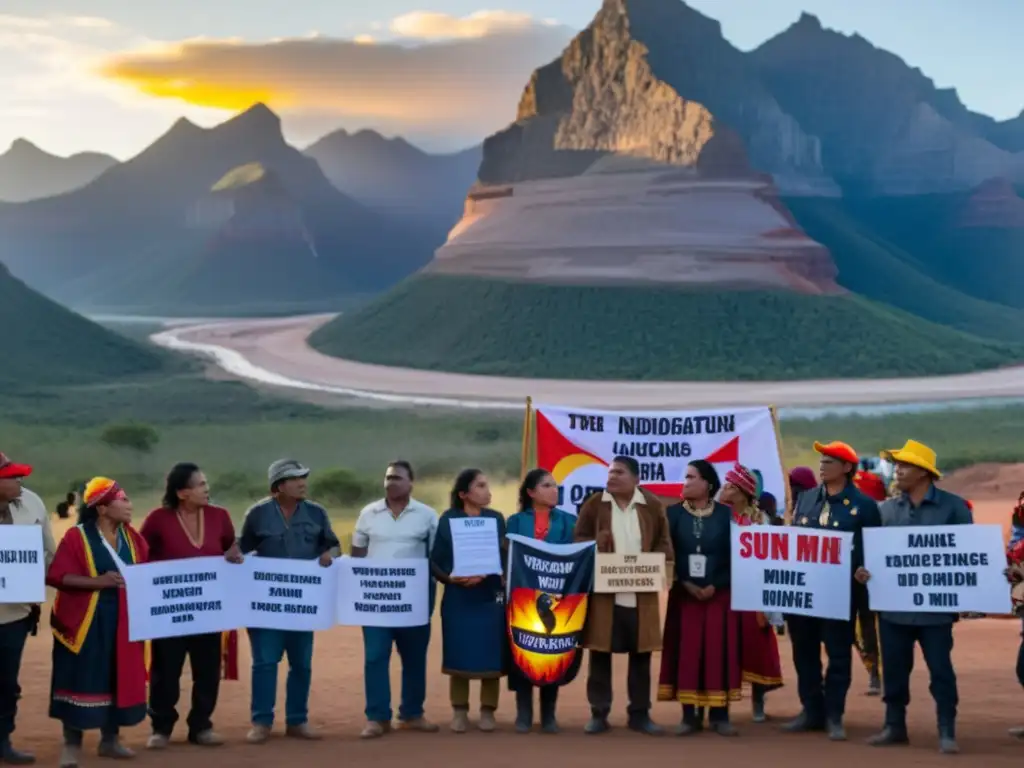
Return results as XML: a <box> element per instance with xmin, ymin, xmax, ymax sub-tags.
<box><xmin>238</xmin><ymin>557</ymin><xmax>338</xmax><ymax>631</ymax></box>
<box><xmin>534</xmin><ymin>404</ymin><xmax>784</xmax><ymax>513</ymax></box>
<box><xmin>0</xmin><ymin>525</ymin><xmax>44</xmax><ymax>604</ymax></box>
<box><xmin>336</xmin><ymin>557</ymin><xmax>430</xmax><ymax>627</ymax></box>
<box><xmin>593</xmin><ymin>553</ymin><xmax>665</xmax><ymax>593</ymax></box>
<box><xmin>731</xmin><ymin>525</ymin><xmax>853</xmax><ymax>620</ymax></box>
<box><xmin>506</xmin><ymin>535</ymin><xmax>595</xmax><ymax>686</ymax></box>
<box><xmin>449</xmin><ymin>516</ymin><xmax>502</xmax><ymax>577</ymax></box>
<box><xmin>122</xmin><ymin>556</ymin><xmax>241</xmax><ymax>641</ymax></box>
<box><xmin>863</xmin><ymin>525</ymin><xmax>1011</xmax><ymax>614</ymax></box>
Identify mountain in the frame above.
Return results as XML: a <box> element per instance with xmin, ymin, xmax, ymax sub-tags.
<box><xmin>0</xmin><ymin>105</ymin><xmax>434</xmax><ymax>314</ymax></box>
<box><xmin>309</xmin><ymin>0</ymin><xmax>1021</xmax><ymax>381</ymax></box>
<box><xmin>0</xmin><ymin>261</ymin><xmax>165</xmax><ymax>390</ymax></box>
<box><xmin>0</xmin><ymin>139</ymin><xmax>117</xmax><ymax>202</ymax></box>
<box><xmin>305</xmin><ymin>129</ymin><xmax>481</xmax><ymax>236</ymax></box>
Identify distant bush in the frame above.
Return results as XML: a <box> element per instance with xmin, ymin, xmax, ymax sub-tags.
<box><xmin>212</xmin><ymin>471</ymin><xmax>266</xmax><ymax>501</ymax></box>
<box><xmin>311</xmin><ymin>468</ymin><xmax>377</xmax><ymax>507</ymax></box>
<box><xmin>101</xmin><ymin>422</ymin><xmax>159</xmax><ymax>455</ymax></box>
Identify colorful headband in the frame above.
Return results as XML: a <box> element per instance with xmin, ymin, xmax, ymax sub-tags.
<box><xmin>83</xmin><ymin>477</ymin><xmax>123</xmax><ymax>508</ymax></box>
<box><xmin>725</xmin><ymin>463</ymin><xmax>758</xmax><ymax>498</ymax></box>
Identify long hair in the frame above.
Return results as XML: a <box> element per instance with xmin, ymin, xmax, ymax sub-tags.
<box><xmin>162</xmin><ymin>462</ymin><xmax>201</xmax><ymax>509</ymax></box>
<box><xmin>518</xmin><ymin>468</ymin><xmax>552</xmax><ymax>512</ymax></box>
<box><xmin>76</xmin><ymin>501</ymin><xmax>97</xmax><ymax>525</ymax></box>
<box><xmin>450</xmin><ymin>468</ymin><xmax>483</xmax><ymax>511</ymax></box>
<box><xmin>687</xmin><ymin>459</ymin><xmax>722</xmax><ymax>500</ymax></box>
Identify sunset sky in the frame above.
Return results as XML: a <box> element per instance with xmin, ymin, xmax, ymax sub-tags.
<box><xmin>2</xmin><ymin>0</ymin><xmax>1023</xmax><ymax>159</ymax></box>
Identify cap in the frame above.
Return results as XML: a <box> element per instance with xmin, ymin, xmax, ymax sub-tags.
<box><xmin>268</xmin><ymin>458</ymin><xmax>310</xmax><ymax>487</ymax></box>
<box><xmin>0</xmin><ymin>452</ymin><xmax>32</xmax><ymax>480</ymax></box>
<box><xmin>813</xmin><ymin>441</ymin><xmax>858</xmax><ymax>466</ymax></box>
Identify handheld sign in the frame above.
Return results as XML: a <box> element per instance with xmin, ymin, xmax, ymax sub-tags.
<box><xmin>237</xmin><ymin>557</ymin><xmax>338</xmax><ymax>631</ymax></box>
<box><xmin>594</xmin><ymin>553</ymin><xmax>665</xmax><ymax>593</ymax></box>
<box><xmin>336</xmin><ymin>557</ymin><xmax>430</xmax><ymax>628</ymax></box>
<box><xmin>449</xmin><ymin>517</ymin><xmax>502</xmax><ymax>577</ymax></box>
<box><xmin>0</xmin><ymin>526</ymin><xmax>44</xmax><ymax>604</ymax></box>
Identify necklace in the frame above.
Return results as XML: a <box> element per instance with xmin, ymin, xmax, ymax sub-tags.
<box><xmin>177</xmin><ymin>508</ymin><xmax>204</xmax><ymax>549</ymax></box>
<box><xmin>683</xmin><ymin>501</ymin><xmax>714</xmax><ymax>553</ymax></box>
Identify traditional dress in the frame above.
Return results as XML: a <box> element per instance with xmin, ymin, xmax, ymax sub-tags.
<box><xmin>732</xmin><ymin>509</ymin><xmax>784</xmax><ymax>692</ymax></box>
<box><xmin>47</xmin><ymin>522</ymin><xmax>148</xmax><ymax>731</ymax></box>
<box><xmin>658</xmin><ymin>501</ymin><xmax>741</xmax><ymax>712</ymax></box>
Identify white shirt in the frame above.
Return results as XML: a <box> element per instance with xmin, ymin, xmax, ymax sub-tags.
<box><xmin>351</xmin><ymin>497</ymin><xmax>438</xmax><ymax>560</ymax></box>
<box><xmin>0</xmin><ymin>487</ymin><xmax>57</xmax><ymax>624</ymax></box>
<box><xmin>604</xmin><ymin>488</ymin><xmax>645</xmax><ymax>608</ymax></box>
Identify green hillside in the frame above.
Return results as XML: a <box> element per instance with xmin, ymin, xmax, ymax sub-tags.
<box><xmin>0</xmin><ymin>263</ymin><xmax>167</xmax><ymax>390</ymax></box>
<box><xmin>784</xmin><ymin>196</ymin><xmax>1024</xmax><ymax>343</ymax></box>
<box><xmin>309</xmin><ymin>274</ymin><xmax>1019</xmax><ymax>381</ymax></box>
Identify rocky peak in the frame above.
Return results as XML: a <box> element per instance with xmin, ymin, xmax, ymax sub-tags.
<box><xmin>4</xmin><ymin>138</ymin><xmax>44</xmax><ymax>158</ymax></box>
<box><xmin>214</xmin><ymin>103</ymin><xmax>283</xmax><ymax>143</ymax></box>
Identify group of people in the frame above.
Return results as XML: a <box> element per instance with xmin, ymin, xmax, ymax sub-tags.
<box><xmin>0</xmin><ymin>437</ymin><xmax>997</xmax><ymax>765</ymax></box>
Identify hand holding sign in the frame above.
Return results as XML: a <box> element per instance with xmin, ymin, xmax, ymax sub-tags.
<box><xmin>854</xmin><ymin>567</ymin><xmax>870</xmax><ymax>584</ymax></box>
<box><xmin>95</xmin><ymin>571</ymin><xmax>124</xmax><ymax>589</ymax></box>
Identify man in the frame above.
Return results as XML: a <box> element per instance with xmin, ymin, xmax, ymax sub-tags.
<box><xmin>852</xmin><ymin>467</ymin><xmax>886</xmax><ymax>696</ymax></box>
<box><xmin>351</xmin><ymin>461</ymin><xmax>439</xmax><ymax>739</ymax></box>
<box><xmin>857</xmin><ymin>440</ymin><xmax>971</xmax><ymax>754</ymax></box>
<box><xmin>783</xmin><ymin>441</ymin><xmax>881</xmax><ymax>741</ymax></box>
<box><xmin>574</xmin><ymin>456</ymin><xmax>673</xmax><ymax>736</ymax></box>
<box><xmin>238</xmin><ymin>459</ymin><xmax>340</xmax><ymax>745</ymax></box>
<box><xmin>0</xmin><ymin>453</ymin><xmax>56</xmax><ymax>765</ymax></box>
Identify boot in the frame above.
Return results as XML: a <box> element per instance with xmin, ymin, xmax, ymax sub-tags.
<box><xmin>1</xmin><ymin>739</ymin><xmax>35</xmax><ymax>765</ymax></box>
<box><xmin>938</xmin><ymin>724</ymin><xmax>959</xmax><ymax>755</ymax></box>
<box><xmin>514</xmin><ymin>689</ymin><xmax>533</xmax><ymax>734</ymax></box>
<box><xmin>782</xmin><ymin>711</ymin><xmax>825</xmax><ymax>733</ymax></box>
<box><xmin>539</xmin><ymin>687</ymin><xmax>559</xmax><ymax>734</ymax></box>
<box><xmin>867</xmin><ymin>670</ymin><xmax>882</xmax><ymax>696</ymax></box>
<box><xmin>867</xmin><ymin>724</ymin><xmax>909</xmax><ymax>747</ymax></box>
<box><xmin>450</xmin><ymin>707</ymin><xmax>469</xmax><ymax>734</ymax></box>
<box><xmin>752</xmin><ymin>688</ymin><xmax>766</xmax><ymax>723</ymax></box>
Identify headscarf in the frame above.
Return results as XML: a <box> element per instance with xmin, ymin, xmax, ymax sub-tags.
<box><xmin>788</xmin><ymin>466</ymin><xmax>817</xmax><ymax>493</ymax></box>
<box><xmin>759</xmin><ymin>492</ymin><xmax>778</xmax><ymax>519</ymax></box>
<box><xmin>752</xmin><ymin>469</ymin><xmax>765</xmax><ymax>499</ymax></box>
<box><xmin>83</xmin><ymin>477</ymin><xmax>124</xmax><ymax>508</ymax></box>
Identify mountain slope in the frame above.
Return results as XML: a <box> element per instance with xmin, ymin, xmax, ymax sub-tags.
<box><xmin>0</xmin><ymin>140</ymin><xmax>117</xmax><ymax>202</ymax></box>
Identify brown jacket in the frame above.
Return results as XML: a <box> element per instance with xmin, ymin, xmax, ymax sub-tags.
<box><xmin>574</xmin><ymin>487</ymin><xmax>674</xmax><ymax>653</ymax></box>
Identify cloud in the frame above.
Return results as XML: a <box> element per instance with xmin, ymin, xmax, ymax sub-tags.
<box><xmin>97</xmin><ymin>11</ymin><xmax>574</xmax><ymax>147</ymax></box>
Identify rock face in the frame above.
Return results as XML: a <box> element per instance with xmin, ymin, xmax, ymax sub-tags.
<box><xmin>0</xmin><ymin>139</ymin><xmax>117</xmax><ymax>202</ymax></box>
<box><xmin>957</xmin><ymin>178</ymin><xmax>1024</xmax><ymax>229</ymax></box>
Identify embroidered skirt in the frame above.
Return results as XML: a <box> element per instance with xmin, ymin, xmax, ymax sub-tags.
<box><xmin>738</xmin><ymin>611</ymin><xmax>784</xmax><ymax>690</ymax></box>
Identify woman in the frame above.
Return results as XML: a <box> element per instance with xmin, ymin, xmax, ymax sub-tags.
<box><xmin>139</xmin><ymin>463</ymin><xmax>241</xmax><ymax>749</ymax></box>
<box><xmin>48</xmin><ymin>478</ymin><xmax>148</xmax><ymax>768</ymax></box>
<box><xmin>658</xmin><ymin>460</ymin><xmax>740</xmax><ymax>736</ymax></box>
<box><xmin>788</xmin><ymin>466</ymin><xmax>817</xmax><ymax>520</ymax></box>
<box><xmin>720</xmin><ymin>464</ymin><xmax>784</xmax><ymax>723</ymax></box>
<box><xmin>431</xmin><ymin>469</ymin><xmax>507</xmax><ymax>733</ymax></box>
<box><xmin>504</xmin><ymin>469</ymin><xmax>576</xmax><ymax>734</ymax></box>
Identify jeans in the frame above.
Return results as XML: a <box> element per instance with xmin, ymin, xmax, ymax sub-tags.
<box><xmin>248</xmin><ymin>629</ymin><xmax>314</xmax><ymax>727</ymax></box>
<box><xmin>878</xmin><ymin>619</ymin><xmax>957</xmax><ymax>731</ymax></box>
<box><xmin>362</xmin><ymin>625</ymin><xmax>430</xmax><ymax>722</ymax></box>
<box><xmin>149</xmin><ymin>633</ymin><xmax>222</xmax><ymax>738</ymax></box>
<box><xmin>0</xmin><ymin>617</ymin><xmax>30</xmax><ymax>741</ymax></box>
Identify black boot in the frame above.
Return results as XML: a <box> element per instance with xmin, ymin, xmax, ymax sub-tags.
<box><xmin>539</xmin><ymin>687</ymin><xmax>559</xmax><ymax>734</ymax></box>
<box><xmin>867</xmin><ymin>724</ymin><xmax>909</xmax><ymax>747</ymax></box>
<box><xmin>752</xmin><ymin>686</ymin><xmax>766</xmax><ymax>723</ymax></box>
<box><xmin>1</xmin><ymin>740</ymin><xmax>36</xmax><ymax>765</ymax></box>
<box><xmin>514</xmin><ymin>689</ymin><xmax>533</xmax><ymax>734</ymax></box>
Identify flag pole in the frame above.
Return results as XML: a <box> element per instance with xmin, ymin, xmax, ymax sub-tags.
<box><xmin>520</xmin><ymin>396</ymin><xmax>534</xmax><ymax>481</ymax></box>
<box><xmin>769</xmin><ymin>405</ymin><xmax>792</xmax><ymax>524</ymax></box>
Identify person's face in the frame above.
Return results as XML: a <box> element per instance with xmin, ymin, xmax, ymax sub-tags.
<box><xmin>0</xmin><ymin>477</ymin><xmax>23</xmax><ymax>504</ymax></box>
<box><xmin>527</xmin><ymin>473</ymin><xmax>559</xmax><ymax>508</ymax></box>
<box><xmin>461</xmin><ymin>473</ymin><xmax>492</xmax><ymax>508</ymax></box>
<box><xmin>682</xmin><ymin>464</ymin><xmax>708</xmax><ymax>501</ymax></box>
<box><xmin>818</xmin><ymin>455</ymin><xmax>850</xmax><ymax>485</ymax></box>
<box><xmin>100</xmin><ymin>494</ymin><xmax>133</xmax><ymax>525</ymax></box>
<box><xmin>606</xmin><ymin>462</ymin><xmax>637</xmax><ymax>495</ymax></box>
<box><xmin>385</xmin><ymin>465</ymin><xmax>413</xmax><ymax>499</ymax></box>
<box><xmin>178</xmin><ymin>471</ymin><xmax>210</xmax><ymax>507</ymax></box>
<box><xmin>719</xmin><ymin>482</ymin><xmax>741</xmax><ymax>506</ymax></box>
<box><xmin>894</xmin><ymin>461</ymin><xmax>930</xmax><ymax>492</ymax></box>
<box><xmin>278</xmin><ymin>476</ymin><xmax>308</xmax><ymax>500</ymax></box>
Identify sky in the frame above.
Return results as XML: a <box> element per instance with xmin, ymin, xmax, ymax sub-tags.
<box><xmin>1</xmin><ymin>0</ymin><xmax>1023</xmax><ymax>159</ymax></box>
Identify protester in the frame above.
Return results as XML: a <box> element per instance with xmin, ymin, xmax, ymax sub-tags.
<box><xmin>1009</xmin><ymin>492</ymin><xmax>1024</xmax><ymax>739</ymax></box>
<box><xmin>0</xmin><ymin>454</ymin><xmax>57</xmax><ymax>765</ymax></box>
<box><xmin>238</xmin><ymin>459</ymin><xmax>339</xmax><ymax>744</ymax></box>
<box><xmin>575</xmin><ymin>456</ymin><xmax>673</xmax><ymax>736</ymax></box>
<box><xmin>858</xmin><ymin>440</ymin><xmax>972</xmax><ymax>754</ymax></box>
<box><xmin>784</xmin><ymin>441</ymin><xmax>882</xmax><ymax>742</ymax></box>
<box><xmin>430</xmin><ymin>469</ymin><xmax>507</xmax><ymax>733</ymax></box>
<box><xmin>505</xmin><ymin>468</ymin><xmax>577</xmax><ymax>734</ymax></box>
<box><xmin>140</xmin><ymin>463</ymin><xmax>242</xmax><ymax>749</ymax></box>
<box><xmin>788</xmin><ymin>466</ymin><xmax>817</xmax><ymax>517</ymax></box>
<box><xmin>759</xmin><ymin>492</ymin><xmax>782</xmax><ymax>525</ymax></box>
<box><xmin>658</xmin><ymin>460</ymin><xmax>738</xmax><ymax>735</ymax></box>
<box><xmin>55</xmin><ymin>491</ymin><xmax>76</xmax><ymax>520</ymax></box>
<box><xmin>351</xmin><ymin>461</ymin><xmax>439</xmax><ymax>738</ymax></box>
<box><xmin>852</xmin><ymin>469</ymin><xmax>885</xmax><ymax>695</ymax></box>
<box><xmin>721</xmin><ymin>464</ymin><xmax>784</xmax><ymax>724</ymax></box>
<box><xmin>47</xmin><ymin>478</ymin><xmax>148</xmax><ymax>768</ymax></box>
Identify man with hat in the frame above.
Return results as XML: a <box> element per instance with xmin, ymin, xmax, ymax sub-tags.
<box><xmin>0</xmin><ymin>453</ymin><xmax>56</xmax><ymax>764</ymax></box>
<box><xmin>237</xmin><ymin>459</ymin><xmax>340</xmax><ymax>745</ymax></box>
<box><xmin>782</xmin><ymin>441</ymin><xmax>881</xmax><ymax>741</ymax></box>
<box><xmin>856</xmin><ymin>440</ymin><xmax>971</xmax><ymax>754</ymax></box>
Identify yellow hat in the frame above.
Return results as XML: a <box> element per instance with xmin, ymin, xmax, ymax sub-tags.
<box><xmin>881</xmin><ymin>440</ymin><xmax>941</xmax><ymax>478</ymax></box>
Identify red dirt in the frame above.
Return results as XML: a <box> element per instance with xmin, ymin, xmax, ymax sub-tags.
<box><xmin>14</xmin><ymin>503</ymin><xmax>1024</xmax><ymax>767</ymax></box>
<box><xmin>942</xmin><ymin>464</ymin><xmax>1024</xmax><ymax>503</ymax></box>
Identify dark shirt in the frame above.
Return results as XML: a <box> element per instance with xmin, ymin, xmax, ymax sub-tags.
<box><xmin>666</xmin><ymin>502</ymin><xmax>732</xmax><ymax>589</ymax></box>
<box><xmin>878</xmin><ymin>485</ymin><xmax>973</xmax><ymax>627</ymax></box>
<box><xmin>140</xmin><ymin>506</ymin><xmax>235</xmax><ymax>561</ymax></box>
<box><xmin>793</xmin><ymin>481</ymin><xmax>882</xmax><ymax>571</ymax></box>
<box><xmin>238</xmin><ymin>497</ymin><xmax>339</xmax><ymax>560</ymax></box>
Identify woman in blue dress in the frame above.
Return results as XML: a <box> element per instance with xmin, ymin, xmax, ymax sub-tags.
<box><xmin>505</xmin><ymin>468</ymin><xmax>577</xmax><ymax>734</ymax></box>
<box><xmin>431</xmin><ymin>468</ymin><xmax>507</xmax><ymax>733</ymax></box>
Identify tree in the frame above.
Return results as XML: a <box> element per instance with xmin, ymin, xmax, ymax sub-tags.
<box><xmin>100</xmin><ymin>423</ymin><xmax>159</xmax><ymax>455</ymax></box>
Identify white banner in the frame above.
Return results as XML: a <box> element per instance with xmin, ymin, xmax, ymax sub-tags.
<box><xmin>535</xmin><ymin>404</ymin><xmax>784</xmax><ymax>514</ymax></box>
<box><xmin>122</xmin><ymin>556</ymin><xmax>241</xmax><ymax>642</ymax></box>
<box><xmin>0</xmin><ymin>526</ymin><xmax>45</xmax><ymax>604</ymax></box>
<box><xmin>336</xmin><ymin>557</ymin><xmax>430</xmax><ymax>627</ymax></box>
<box><xmin>238</xmin><ymin>557</ymin><xmax>338</xmax><ymax>631</ymax></box>
<box><xmin>731</xmin><ymin>525</ymin><xmax>853</xmax><ymax>620</ymax></box>
<box><xmin>863</xmin><ymin>525</ymin><xmax>1011</xmax><ymax>614</ymax></box>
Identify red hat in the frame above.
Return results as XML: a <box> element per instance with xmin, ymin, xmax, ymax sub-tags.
<box><xmin>0</xmin><ymin>453</ymin><xmax>32</xmax><ymax>480</ymax></box>
<box><xmin>725</xmin><ymin>463</ymin><xmax>758</xmax><ymax>498</ymax></box>
<box><xmin>813</xmin><ymin>441</ymin><xmax>858</xmax><ymax>466</ymax></box>
<box><xmin>853</xmin><ymin>471</ymin><xmax>887</xmax><ymax>502</ymax></box>
<box><xmin>788</xmin><ymin>466</ymin><xmax>817</xmax><ymax>492</ymax></box>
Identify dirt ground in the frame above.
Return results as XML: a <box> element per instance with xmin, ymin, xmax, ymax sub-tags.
<box><xmin>13</xmin><ymin>496</ymin><xmax>1024</xmax><ymax>767</ymax></box>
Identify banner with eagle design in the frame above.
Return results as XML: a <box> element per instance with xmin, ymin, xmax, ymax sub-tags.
<box><xmin>506</xmin><ymin>535</ymin><xmax>595</xmax><ymax>687</ymax></box>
